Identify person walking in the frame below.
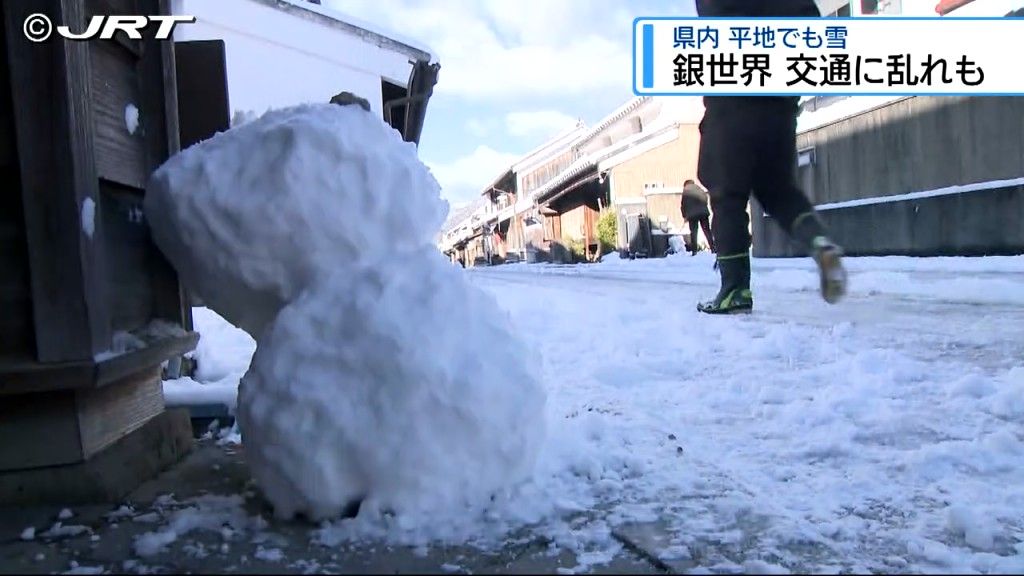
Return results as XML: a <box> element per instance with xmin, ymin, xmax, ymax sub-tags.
<box><xmin>680</xmin><ymin>179</ymin><xmax>715</xmax><ymax>255</ymax></box>
<box><xmin>694</xmin><ymin>0</ymin><xmax>848</xmax><ymax>315</ymax></box>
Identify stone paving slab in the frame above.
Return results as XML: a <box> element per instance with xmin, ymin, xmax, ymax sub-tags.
<box><xmin>0</xmin><ymin>439</ymin><xmax>665</xmax><ymax>575</ymax></box>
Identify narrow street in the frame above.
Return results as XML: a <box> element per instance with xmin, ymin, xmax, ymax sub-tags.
<box><xmin>4</xmin><ymin>256</ymin><xmax>1024</xmax><ymax>574</ymax></box>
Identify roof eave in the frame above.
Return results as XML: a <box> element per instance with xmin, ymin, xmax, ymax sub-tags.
<box><xmin>254</xmin><ymin>0</ymin><xmax>433</xmax><ymax>64</ymax></box>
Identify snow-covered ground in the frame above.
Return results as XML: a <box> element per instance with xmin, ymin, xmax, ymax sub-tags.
<box><xmin>164</xmin><ymin>253</ymin><xmax>1024</xmax><ymax>573</ymax></box>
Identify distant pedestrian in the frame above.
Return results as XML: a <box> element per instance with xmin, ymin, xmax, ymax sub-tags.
<box><xmin>680</xmin><ymin>179</ymin><xmax>715</xmax><ymax>256</ymax></box>
<box><xmin>694</xmin><ymin>0</ymin><xmax>848</xmax><ymax>315</ymax></box>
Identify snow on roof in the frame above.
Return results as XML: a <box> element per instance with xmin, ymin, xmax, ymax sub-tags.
<box><xmin>573</xmin><ymin>97</ymin><xmax>653</xmax><ymax>149</ymax></box>
<box><xmin>650</xmin><ymin>96</ymin><xmax>705</xmax><ymax>125</ymax></box>
<box><xmin>511</xmin><ymin>121</ymin><xmax>590</xmax><ymax>174</ymax></box>
<box><xmin>797</xmin><ymin>95</ymin><xmax>912</xmax><ymax>133</ymax></box>
<box><xmin>531</xmin><ymin>121</ymin><xmax>684</xmax><ymax>204</ymax></box>
<box><xmin>596</xmin><ymin>123</ymin><xmax>683</xmax><ymax>172</ymax></box>
<box><xmin>528</xmin><ymin>157</ymin><xmax>598</xmax><ymax>202</ymax></box>
<box><xmin>267</xmin><ymin>0</ymin><xmax>435</xmax><ymax>63</ymax></box>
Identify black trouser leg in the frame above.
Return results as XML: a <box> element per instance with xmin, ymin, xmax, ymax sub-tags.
<box><xmin>699</xmin><ymin>97</ymin><xmax>830</xmax><ymax>256</ymax></box>
<box><xmin>688</xmin><ymin>220</ymin><xmax>700</xmax><ymax>252</ymax></box>
<box><xmin>749</xmin><ymin>108</ymin><xmax>827</xmax><ymax>248</ymax></box>
<box><xmin>710</xmin><ymin>189</ymin><xmax>752</xmax><ymax>257</ymax></box>
<box><xmin>700</xmin><ymin>216</ymin><xmax>715</xmax><ymax>253</ymax></box>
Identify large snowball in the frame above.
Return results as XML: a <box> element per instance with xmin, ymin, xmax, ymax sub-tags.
<box><xmin>145</xmin><ymin>103</ymin><xmax>546</xmax><ymax>528</ymax></box>
<box><xmin>236</xmin><ymin>248</ymin><xmax>547</xmax><ymax>522</ymax></box>
<box><xmin>145</xmin><ymin>104</ymin><xmax>447</xmax><ymax>336</ymax></box>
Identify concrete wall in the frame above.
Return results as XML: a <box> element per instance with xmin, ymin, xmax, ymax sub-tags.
<box><xmin>755</xmin><ymin>185</ymin><xmax>1024</xmax><ymax>257</ymax></box>
<box><xmin>609</xmin><ymin>125</ymin><xmax>700</xmax><ymax>203</ymax></box>
<box><xmin>754</xmin><ymin>96</ymin><xmax>1024</xmax><ymax>257</ymax></box>
<box><xmin>794</xmin><ymin>96</ymin><xmax>1024</xmax><ymax>205</ymax></box>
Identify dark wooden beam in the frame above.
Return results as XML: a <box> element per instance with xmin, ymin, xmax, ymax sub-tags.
<box><xmin>3</xmin><ymin>0</ymin><xmax>110</xmax><ymax>362</ymax></box>
<box><xmin>0</xmin><ymin>332</ymin><xmax>199</xmax><ymax>395</ymax></box>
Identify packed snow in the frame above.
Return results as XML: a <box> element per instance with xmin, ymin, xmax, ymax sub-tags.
<box><xmin>125</xmin><ymin>104</ymin><xmax>140</xmax><ymax>135</ymax></box>
<box><xmin>797</xmin><ymin>96</ymin><xmax>909</xmax><ymax>133</ymax></box>
<box><xmin>146</xmin><ymin>103</ymin><xmax>546</xmax><ymax>525</ymax></box>
<box><xmin>40</xmin><ymin>523</ymin><xmax>92</xmax><ymax>540</ymax></box>
<box><xmin>163</xmin><ymin>308</ymin><xmax>255</xmax><ymax>411</ymax></box>
<box><xmin>815</xmin><ymin>177</ymin><xmax>1024</xmax><ymax>211</ymax></box>
<box><xmin>133</xmin><ymin>495</ymin><xmax>264</xmax><ymax>558</ymax></box>
<box><xmin>163</xmin><ymin>251</ymin><xmax>1024</xmax><ymax>573</ymax></box>
<box><xmin>63</xmin><ymin>562</ymin><xmax>104</xmax><ymax>575</ymax></box>
<box><xmin>146</xmin><ymin>103</ymin><xmax>447</xmax><ymax>336</ymax></box>
<box><xmin>240</xmin><ymin>249</ymin><xmax>545</xmax><ymax>521</ymax></box>
<box><xmin>139</xmin><ymin>73</ymin><xmax>1024</xmax><ymax>573</ymax></box>
<box><xmin>254</xmin><ymin>546</ymin><xmax>285</xmax><ymax>563</ymax></box>
<box><xmin>444</xmin><ymin>254</ymin><xmax>1024</xmax><ymax>572</ymax></box>
<box><xmin>80</xmin><ymin>198</ymin><xmax>95</xmax><ymax>239</ymax></box>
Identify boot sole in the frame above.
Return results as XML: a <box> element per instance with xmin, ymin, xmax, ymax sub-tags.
<box><xmin>816</xmin><ymin>248</ymin><xmax>847</xmax><ymax>304</ymax></box>
<box><xmin>697</xmin><ymin>304</ymin><xmax>753</xmax><ymax>315</ymax></box>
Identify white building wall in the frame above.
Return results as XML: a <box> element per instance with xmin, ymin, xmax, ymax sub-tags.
<box><xmin>172</xmin><ymin>0</ymin><xmax>418</xmax><ymax>118</ymax></box>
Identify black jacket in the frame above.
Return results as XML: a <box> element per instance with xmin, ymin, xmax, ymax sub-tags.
<box><xmin>695</xmin><ymin>0</ymin><xmax>818</xmax><ymax>189</ymax></box>
<box><xmin>681</xmin><ymin>182</ymin><xmax>711</xmax><ymax>221</ymax></box>
<box><xmin>695</xmin><ymin>0</ymin><xmax>820</xmax><ymax>17</ymax></box>
<box><xmin>696</xmin><ymin>0</ymin><xmax>819</xmax><ymax>113</ymax></box>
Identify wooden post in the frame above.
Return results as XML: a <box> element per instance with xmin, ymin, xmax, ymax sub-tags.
<box><xmin>3</xmin><ymin>0</ymin><xmax>109</xmax><ymax>362</ymax></box>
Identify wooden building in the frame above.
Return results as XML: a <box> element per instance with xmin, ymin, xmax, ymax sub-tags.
<box><xmin>1</xmin><ymin>0</ymin><xmax>196</xmax><ymax>504</ymax></box>
<box><xmin>531</xmin><ymin>97</ymin><xmax>704</xmax><ymax>260</ymax></box>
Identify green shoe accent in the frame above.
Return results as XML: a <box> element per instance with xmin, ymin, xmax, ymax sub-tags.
<box><xmin>791</xmin><ymin>211</ymin><xmax>816</xmax><ymax>232</ymax></box>
<box><xmin>700</xmin><ymin>251</ymin><xmax>752</xmax><ymax>314</ymax></box>
<box><xmin>697</xmin><ymin>288</ymin><xmax>753</xmax><ymax>315</ymax></box>
<box><xmin>716</xmin><ymin>252</ymin><xmax>749</xmax><ymax>261</ymax></box>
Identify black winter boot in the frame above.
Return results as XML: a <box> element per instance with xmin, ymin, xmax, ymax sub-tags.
<box><xmin>697</xmin><ymin>253</ymin><xmax>753</xmax><ymax>314</ymax></box>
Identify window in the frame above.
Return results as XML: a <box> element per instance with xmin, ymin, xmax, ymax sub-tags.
<box><xmin>827</xmin><ymin>3</ymin><xmax>851</xmax><ymax>16</ymax></box>
<box><xmin>797</xmin><ymin>147</ymin><xmax>816</xmax><ymax>202</ymax></box>
<box><xmin>797</xmin><ymin>148</ymin><xmax>815</xmax><ymax>167</ymax></box>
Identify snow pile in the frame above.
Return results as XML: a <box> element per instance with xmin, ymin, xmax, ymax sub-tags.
<box><xmin>125</xmin><ymin>104</ymin><xmax>140</xmax><ymax>135</ymax></box>
<box><xmin>163</xmin><ymin>307</ymin><xmax>256</xmax><ymax>411</ymax></box>
<box><xmin>133</xmin><ymin>495</ymin><xmax>264</xmax><ymax>558</ymax></box>
<box><xmin>80</xmin><ymin>198</ymin><xmax>96</xmax><ymax>239</ymax></box>
<box><xmin>147</xmin><ymin>104</ymin><xmax>447</xmax><ymax>335</ymax></box>
<box><xmin>146</xmin><ymin>103</ymin><xmax>546</xmax><ymax>526</ymax></box>
<box><xmin>243</xmin><ymin>250</ymin><xmax>545</xmax><ymax>522</ymax></box>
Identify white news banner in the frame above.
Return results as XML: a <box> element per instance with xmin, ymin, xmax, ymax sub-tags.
<box><xmin>632</xmin><ymin>17</ymin><xmax>1024</xmax><ymax>96</ymax></box>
